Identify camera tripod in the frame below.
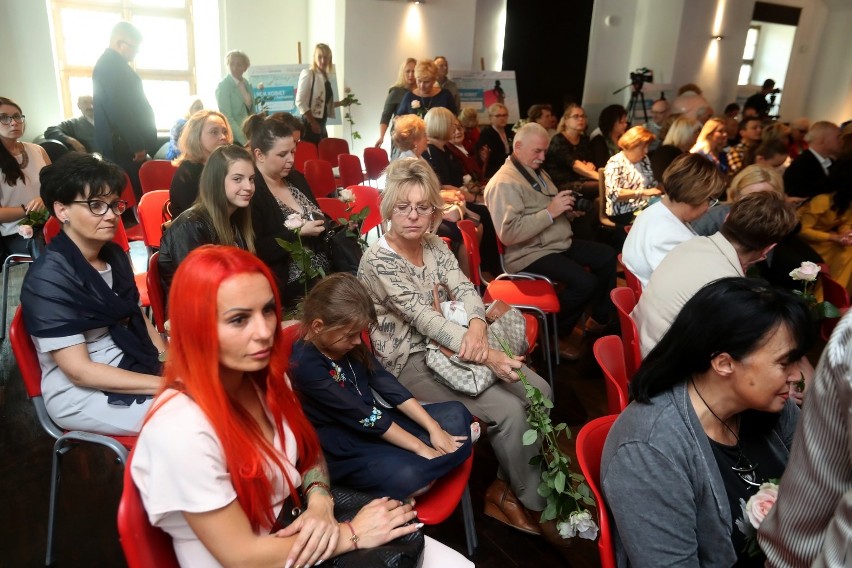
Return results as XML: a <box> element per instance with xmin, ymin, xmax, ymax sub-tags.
<box><xmin>613</xmin><ymin>82</ymin><xmax>650</xmax><ymax>124</ymax></box>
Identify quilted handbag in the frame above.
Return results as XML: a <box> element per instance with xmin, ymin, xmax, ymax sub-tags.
<box><xmin>425</xmin><ymin>285</ymin><xmax>528</xmax><ymax>397</ymax></box>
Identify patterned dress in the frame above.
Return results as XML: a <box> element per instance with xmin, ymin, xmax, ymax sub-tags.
<box><xmin>274</xmin><ymin>183</ymin><xmax>330</xmax><ymax>285</ymax></box>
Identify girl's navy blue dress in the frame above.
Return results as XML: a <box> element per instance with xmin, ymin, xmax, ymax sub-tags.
<box><xmin>290</xmin><ymin>340</ymin><xmax>472</xmax><ymax>500</ymax></box>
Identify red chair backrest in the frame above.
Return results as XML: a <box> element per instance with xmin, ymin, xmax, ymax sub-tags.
<box><xmin>117</xmin><ymin>449</ymin><xmax>180</xmax><ymax>568</ymax></box>
<box><xmin>575</xmin><ymin>415</ymin><xmax>618</xmax><ymax>568</ymax></box>
<box><xmin>139</xmin><ymin>160</ymin><xmax>178</xmax><ymax>194</ymax></box>
<box><xmin>317</xmin><ymin>197</ymin><xmax>351</xmax><ymax>223</ymax></box>
<box><xmin>338</xmin><ymin>153</ymin><xmax>364</xmax><ymax>188</ymax></box>
<box><xmin>457</xmin><ymin>219</ymin><xmax>481</xmax><ymax>287</ymax></box>
<box><xmin>147</xmin><ymin>252</ymin><xmax>168</xmax><ymax>334</ymax></box>
<box><xmin>610</xmin><ymin>287</ymin><xmax>642</xmax><ymax>378</ymax></box>
<box><xmin>293</xmin><ymin>140</ymin><xmax>318</xmax><ymax>174</ymax></box>
<box><xmin>304</xmin><ymin>159</ymin><xmax>338</xmax><ymax>198</ymax></box>
<box><xmin>593</xmin><ymin>336</ymin><xmax>630</xmax><ymax>414</ymax></box>
<box><xmin>415</xmin><ymin>453</ymin><xmax>474</xmax><ymax>525</ymax></box>
<box><xmin>349</xmin><ymin>185</ymin><xmax>383</xmax><ymax>235</ymax></box>
<box><xmin>318</xmin><ymin>137</ymin><xmax>350</xmax><ymax>167</ymax></box>
<box><xmin>617</xmin><ymin>253</ymin><xmax>642</xmax><ymax>300</ymax></box>
<box><xmin>138</xmin><ymin>190</ymin><xmax>171</xmax><ymax>249</ymax></box>
<box><xmin>10</xmin><ymin>307</ymin><xmax>43</xmax><ymax>399</ymax></box>
<box><xmin>819</xmin><ymin>266</ymin><xmax>850</xmax><ymax>309</ymax></box>
<box><xmin>121</xmin><ymin>173</ymin><xmax>138</xmax><ymax>208</ymax></box>
<box><xmin>363</xmin><ymin>147</ymin><xmax>390</xmax><ymax>181</ymax></box>
<box><xmin>43</xmin><ymin>216</ymin><xmax>130</xmax><ymax>252</ymax></box>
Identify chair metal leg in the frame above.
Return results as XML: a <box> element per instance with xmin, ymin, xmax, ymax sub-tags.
<box><xmin>461</xmin><ymin>485</ymin><xmax>478</xmax><ymax>556</ymax></box>
<box><xmin>537</xmin><ymin>314</ymin><xmax>555</xmax><ymax>394</ymax></box>
<box><xmin>552</xmin><ymin>314</ymin><xmax>560</xmax><ymax>366</ymax></box>
<box><xmin>46</xmin><ymin>441</ymin><xmax>73</xmax><ymax>566</ymax></box>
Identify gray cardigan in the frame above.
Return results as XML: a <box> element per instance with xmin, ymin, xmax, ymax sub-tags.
<box><xmin>601</xmin><ymin>382</ymin><xmax>798</xmax><ymax>567</ymax></box>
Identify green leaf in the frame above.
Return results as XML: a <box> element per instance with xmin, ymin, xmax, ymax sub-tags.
<box><xmin>541</xmin><ymin>501</ymin><xmax>557</xmax><ymax>521</ymax></box>
<box><xmin>818</xmin><ymin>300</ymin><xmax>841</xmax><ymax>318</ymax></box>
<box><xmin>537</xmin><ymin>483</ymin><xmax>552</xmax><ymax>498</ymax></box>
<box><xmin>542</xmin><ymin>398</ymin><xmax>554</xmax><ymax>409</ymax></box>
<box><xmin>529</xmin><ymin>454</ymin><xmax>543</xmax><ymax>466</ymax></box>
<box><xmin>522</xmin><ymin>429</ymin><xmax>538</xmax><ymax>445</ymax></box>
<box><xmin>554</xmin><ymin>471</ymin><xmax>566</xmax><ymax>494</ymax></box>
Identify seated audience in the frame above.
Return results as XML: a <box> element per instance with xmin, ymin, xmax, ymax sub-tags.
<box><xmin>44</xmin><ymin>95</ymin><xmax>95</xmax><ymax>152</ymax></box>
<box><xmin>290</xmin><ymin>273</ymin><xmax>473</xmax><ymax>500</ymax></box>
<box><xmin>752</xmin><ymin>139</ymin><xmax>789</xmax><ymax>171</ymax></box>
<box><xmin>476</xmin><ymin>103</ymin><xmax>514</xmax><ymax>179</ymax></box>
<box><xmin>133</xmin><ymin>246</ymin><xmax>470</xmax><ymax>568</ymax></box>
<box><xmin>527</xmin><ymin>103</ymin><xmax>557</xmax><ymax>138</ymax></box>
<box><xmin>485</xmin><ymin>123</ymin><xmax>616</xmax><ymax>359</ymax></box>
<box><xmin>589</xmin><ymin>104</ymin><xmax>628</xmax><ymax>169</ymax></box>
<box><xmin>726</xmin><ymin>116</ymin><xmax>763</xmax><ymax>176</ymax></box>
<box><xmin>169</xmin><ymin>110</ymin><xmax>233</xmax><ymax>217</ymax></box>
<box><xmin>622</xmin><ymin>153</ymin><xmax>725</xmax><ymax>288</ymax></box>
<box><xmin>248</xmin><ymin>114</ymin><xmax>329</xmax><ymax>306</ymax></box>
<box><xmin>603</xmin><ymin>125</ymin><xmax>662</xmax><ymax>226</ymax></box>
<box><xmin>784</xmin><ymin>121</ymin><xmax>841</xmax><ymax>198</ymax></box>
<box><xmin>643</xmin><ymin>98</ymin><xmax>669</xmax><ymax>152</ymax></box>
<box><xmin>395</xmin><ymin>59</ymin><xmax>457</xmax><ymax>119</ymax></box>
<box><xmin>603</xmin><ymin>277</ymin><xmax>814</xmax><ymax>567</ymax></box>
<box><xmin>672</xmin><ymin>86</ymin><xmax>714</xmax><ymax>123</ymax></box>
<box><xmin>632</xmin><ymin>191</ymin><xmax>797</xmax><ymax>356</ymax></box>
<box><xmin>691</xmin><ymin>117</ymin><xmax>729</xmax><ymax>174</ymax></box>
<box><xmin>787</xmin><ymin>117</ymin><xmax>810</xmax><ymax>159</ymax></box>
<box><xmin>159</xmin><ymin>144</ymin><xmax>255</xmax><ymax>298</ymax></box>
<box><xmin>375</xmin><ymin>57</ymin><xmax>416</xmax><ymax>157</ymax></box>
<box><xmin>447</xmin><ymin>115</ymin><xmax>486</xmax><ymax>184</ymax></box>
<box><xmin>392</xmin><ymin>114</ymin><xmax>428</xmax><ymax>159</ymax></box>
<box><xmin>649</xmin><ymin>115</ymin><xmax>701</xmax><ymax>181</ymax></box>
<box><xmin>216</xmin><ymin>50</ymin><xmax>253</xmax><ymax>145</ymax></box>
<box><xmin>1</xmin><ymin>97</ymin><xmax>49</xmax><ymax>261</ymax></box>
<box><xmin>758</xmin><ymin>311</ymin><xmax>852</xmax><ymax>567</ymax></box>
<box><xmin>458</xmin><ymin>107</ymin><xmax>481</xmax><ymax>152</ymax></box>
<box><xmin>723</xmin><ymin>102</ymin><xmax>740</xmax><ymax>118</ymax></box>
<box><xmin>165</xmin><ymin>97</ymin><xmax>203</xmax><ymax>160</ymax></box>
<box><xmin>544</xmin><ymin>103</ymin><xmax>598</xmax><ymax>188</ymax></box>
<box><xmin>22</xmin><ymin>153</ymin><xmax>164</xmax><ymax>435</ymax></box>
<box><xmin>357</xmin><ymin>158</ymin><xmax>569</xmax><ymax>552</ymax></box>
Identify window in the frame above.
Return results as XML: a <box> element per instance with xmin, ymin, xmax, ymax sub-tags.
<box><xmin>738</xmin><ymin>25</ymin><xmax>760</xmax><ymax>86</ymax></box>
<box><xmin>50</xmin><ymin>0</ymin><xmax>195</xmax><ymax>130</ymax></box>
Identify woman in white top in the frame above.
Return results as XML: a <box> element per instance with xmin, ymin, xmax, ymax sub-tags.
<box><xmin>132</xmin><ymin>245</ymin><xmax>472</xmax><ymax>568</ymax></box>
<box><xmin>603</xmin><ymin>125</ymin><xmax>662</xmax><ymax>227</ymax></box>
<box><xmin>622</xmin><ymin>153</ymin><xmax>727</xmax><ymax>287</ymax></box>
<box><xmin>0</xmin><ymin>97</ymin><xmax>49</xmax><ymax>260</ymax></box>
<box><xmin>296</xmin><ymin>43</ymin><xmax>341</xmax><ymax>144</ymax></box>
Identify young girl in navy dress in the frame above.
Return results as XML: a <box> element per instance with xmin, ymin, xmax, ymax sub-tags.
<box><xmin>290</xmin><ymin>273</ymin><xmax>475</xmax><ymax>500</ymax></box>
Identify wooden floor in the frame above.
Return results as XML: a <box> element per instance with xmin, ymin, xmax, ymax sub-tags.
<box><xmin>0</xmin><ymin>260</ymin><xmax>608</xmax><ymax>568</ymax></box>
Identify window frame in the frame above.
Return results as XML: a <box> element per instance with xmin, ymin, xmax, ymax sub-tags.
<box><xmin>738</xmin><ymin>24</ymin><xmax>761</xmax><ymax>86</ymax></box>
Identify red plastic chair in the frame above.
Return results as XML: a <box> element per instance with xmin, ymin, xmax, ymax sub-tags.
<box><xmin>363</xmin><ymin>147</ymin><xmax>390</xmax><ymax>185</ymax></box>
<box><xmin>317</xmin><ymin>197</ymin><xmax>352</xmax><ymax>224</ymax></box>
<box><xmin>318</xmin><ymin>137</ymin><xmax>350</xmax><ymax>167</ymax></box>
<box><xmin>117</xmin><ymin>449</ymin><xmax>180</xmax><ymax>568</ymax></box>
<box><xmin>147</xmin><ymin>252</ymin><xmax>168</xmax><ymax>334</ymax></box>
<box><xmin>610</xmin><ymin>287</ymin><xmax>642</xmax><ymax>378</ymax></box>
<box><xmin>293</xmin><ymin>140</ymin><xmax>319</xmax><ymax>174</ymax></box>
<box><xmin>576</xmin><ymin>415</ymin><xmax>618</xmax><ymax>568</ymax></box>
<box><xmin>304</xmin><ymin>159</ymin><xmax>338</xmax><ymax>197</ymax></box>
<box><xmin>139</xmin><ymin>159</ymin><xmax>178</xmax><ymax>194</ymax></box>
<box><xmin>10</xmin><ymin>307</ymin><xmax>136</xmax><ymax>566</ymax></box>
<box><xmin>338</xmin><ymin>153</ymin><xmax>365</xmax><ymax>188</ymax></box>
<box><xmin>593</xmin><ymin>335</ymin><xmax>630</xmax><ymax>414</ymax></box>
<box><xmin>818</xmin><ymin>264</ymin><xmax>851</xmax><ymax>341</ymax></box>
<box><xmin>617</xmin><ymin>253</ymin><xmax>642</xmax><ymax>300</ymax></box>
<box><xmin>349</xmin><ymin>185</ymin><xmax>384</xmax><ymax>235</ymax></box>
<box><xmin>137</xmin><ymin>190</ymin><xmax>171</xmax><ymax>252</ymax></box>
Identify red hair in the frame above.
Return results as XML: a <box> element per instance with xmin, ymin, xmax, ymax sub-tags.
<box><xmin>151</xmin><ymin>245</ymin><xmax>321</xmax><ymax>531</ymax></box>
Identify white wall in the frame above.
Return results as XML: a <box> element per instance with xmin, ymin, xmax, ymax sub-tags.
<box><xmin>751</xmin><ymin>22</ymin><xmax>796</xmax><ymax>90</ymax></box>
<box><xmin>472</xmin><ymin>0</ymin><xmax>507</xmax><ymax>72</ymax></box>
<box><xmin>802</xmin><ymin>0</ymin><xmax>852</xmax><ymax>123</ymax></box>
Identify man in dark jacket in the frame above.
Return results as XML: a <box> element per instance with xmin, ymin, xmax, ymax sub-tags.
<box><xmin>783</xmin><ymin>121</ymin><xmax>841</xmax><ymax>199</ymax></box>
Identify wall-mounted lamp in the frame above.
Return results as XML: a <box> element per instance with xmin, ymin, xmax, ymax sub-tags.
<box><xmin>408</xmin><ymin>0</ymin><xmax>424</xmax><ymax>4</ymax></box>
<box><xmin>713</xmin><ymin>35</ymin><xmax>724</xmax><ymax>41</ymax></box>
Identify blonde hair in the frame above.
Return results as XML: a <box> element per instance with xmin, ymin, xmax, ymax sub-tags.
<box><xmin>663</xmin><ymin>116</ymin><xmax>701</xmax><ymax>148</ymax></box>
<box><xmin>459</xmin><ymin>107</ymin><xmax>479</xmax><ymax>129</ymax></box>
<box><xmin>380</xmin><ymin>158</ymin><xmax>444</xmax><ymax>232</ymax></box>
<box><xmin>225</xmin><ymin>50</ymin><xmax>250</xmax><ymax>69</ymax></box>
<box><xmin>394</xmin><ymin>57</ymin><xmax>417</xmax><ymax>89</ymax></box>
<box><xmin>662</xmin><ymin>153</ymin><xmax>725</xmax><ymax>206</ymax></box>
<box><xmin>618</xmin><ymin>125</ymin><xmax>656</xmax><ymax>151</ymax></box>
<box><xmin>727</xmin><ymin>165</ymin><xmax>784</xmax><ymax>201</ymax></box>
<box><xmin>557</xmin><ymin>103</ymin><xmax>583</xmax><ymax>134</ymax></box>
<box><xmin>392</xmin><ymin>115</ymin><xmax>426</xmax><ymax>151</ymax></box>
<box><xmin>311</xmin><ymin>43</ymin><xmax>332</xmax><ymax>74</ymax></box>
<box><xmin>691</xmin><ymin>117</ymin><xmax>726</xmax><ymax>153</ymax></box>
<box><xmin>414</xmin><ymin>60</ymin><xmax>438</xmax><ymax>82</ymax></box>
<box><xmin>425</xmin><ymin>107</ymin><xmax>455</xmax><ymax>142</ymax></box>
<box><xmin>488</xmin><ymin>103</ymin><xmax>508</xmax><ymax>118</ymax></box>
<box><xmin>176</xmin><ymin>110</ymin><xmax>233</xmax><ymax>165</ymax></box>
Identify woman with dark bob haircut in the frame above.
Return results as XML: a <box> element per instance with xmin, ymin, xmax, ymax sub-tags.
<box><xmin>601</xmin><ymin>277</ymin><xmax>815</xmax><ymax>567</ymax></box>
<box><xmin>21</xmin><ymin>153</ymin><xmax>165</xmax><ymax>435</ymax></box>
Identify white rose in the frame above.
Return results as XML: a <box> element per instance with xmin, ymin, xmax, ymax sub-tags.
<box><xmin>789</xmin><ymin>261</ymin><xmax>820</xmax><ymax>282</ymax></box>
<box><xmin>556</xmin><ymin>520</ymin><xmax>575</xmax><ymax>539</ymax></box>
<box><xmin>339</xmin><ymin>188</ymin><xmax>355</xmax><ymax>203</ymax></box>
<box><xmin>284</xmin><ymin>212</ymin><xmax>305</xmax><ymax>230</ymax></box>
<box><xmin>569</xmin><ymin>510</ymin><xmax>599</xmax><ymax>541</ymax></box>
<box><xmin>257</xmin><ymin>82</ymin><xmax>265</xmax><ymax>90</ymax></box>
<box><xmin>17</xmin><ymin>224</ymin><xmax>34</xmax><ymax>239</ymax></box>
<box><xmin>411</xmin><ymin>100</ymin><xmax>421</xmax><ymax>110</ymax></box>
<box><xmin>462</xmin><ymin>174</ymin><xmax>472</xmax><ymax>185</ymax></box>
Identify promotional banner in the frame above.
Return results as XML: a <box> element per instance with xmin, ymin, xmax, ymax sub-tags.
<box><xmin>452</xmin><ymin>71</ymin><xmax>520</xmax><ymax>124</ymax></box>
<box><xmin>247</xmin><ymin>64</ymin><xmax>342</xmax><ymax>125</ymax></box>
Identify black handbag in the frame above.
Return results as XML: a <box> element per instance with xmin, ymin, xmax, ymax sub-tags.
<box><xmin>322</xmin><ymin>221</ymin><xmax>363</xmax><ymax>275</ymax></box>
<box><xmin>272</xmin><ymin>486</ymin><xmax>424</xmax><ymax>568</ymax></box>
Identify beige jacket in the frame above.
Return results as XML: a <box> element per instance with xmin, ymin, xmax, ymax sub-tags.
<box><xmin>483</xmin><ymin>158</ymin><xmax>573</xmax><ymax>273</ymax></box>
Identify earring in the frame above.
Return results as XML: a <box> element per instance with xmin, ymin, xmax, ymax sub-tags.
<box><xmin>63</xmin><ymin>218</ymin><xmax>70</xmax><ymax>225</ymax></box>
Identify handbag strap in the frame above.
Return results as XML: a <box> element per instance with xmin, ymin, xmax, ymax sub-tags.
<box><xmin>431</xmin><ymin>282</ymin><xmax>455</xmax><ymax>312</ymax></box>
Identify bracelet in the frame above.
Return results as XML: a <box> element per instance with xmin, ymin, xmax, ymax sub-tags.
<box><xmin>304</xmin><ymin>481</ymin><xmax>332</xmax><ymax>500</ymax></box>
<box><xmin>343</xmin><ymin>521</ymin><xmax>359</xmax><ymax>550</ymax></box>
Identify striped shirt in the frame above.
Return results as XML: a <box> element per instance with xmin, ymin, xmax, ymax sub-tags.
<box><xmin>758</xmin><ymin>312</ymin><xmax>852</xmax><ymax>567</ymax></box>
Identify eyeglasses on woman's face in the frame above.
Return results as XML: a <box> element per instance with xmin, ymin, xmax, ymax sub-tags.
<box><xmin>392</xmin><ymin>203</ymin><xmax>435</xmax><ymax>217</ymax></box>
<box><xmin>707</xmin><ymin>196</ymin><xmax>720</xmax><ymax>208</ymax></box>
<box><xmin>71</xmin><ymin>199</ymin><xmax>128</xmax><ymax>216</ymax></box>
<box><xmin>0</xmin><ymin>114</ymin><xmax>25</xmax><ymax>125</ymax></box>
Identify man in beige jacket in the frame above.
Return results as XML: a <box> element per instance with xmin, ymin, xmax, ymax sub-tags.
<box><xmin>484</xmin><ymin>123</ymin><xmax>617</xmax><ymax>359</ymax></box>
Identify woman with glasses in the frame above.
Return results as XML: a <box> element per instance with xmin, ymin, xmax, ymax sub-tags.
<box><xmin>602</xmin><ymin>277</ymin><xmax>814</xmax><ymax>567</ymax></box>
<box><xmin>544</xmin><ymin>103</ymin><xmax>599</xmax><ymax>189</ymax></box>
<box><xmin>21</xmin><ymin>153</ymin><xmax>165</xmax><ymax>435</ymax></box>
<box><xmin>159</xmin><ymin>145</ymin><xmax>255</xmax><ymax>301</ymax></box>
<box><xmin>621</xmin><ymin>153</ymin><xmax>726</xmax><ymax>288</ymax></box>
<box><xmin>358</xmin><ymin>159</ymin><xmax>572</xmax><ymax>553</ymax></box>
<box><xmin>0</xmin><ymin>97</ymin><xmax>50</xmax><ymax>261</ymax></box>
<box><xmin>476</xmin><ymin>103</ymin><xmax>513</xmax><ymax>179</ymax></box>
<box><xmin>603</xmin><ymin>125</ymin><xmax>663</xmax><ymax>230</ymax></box>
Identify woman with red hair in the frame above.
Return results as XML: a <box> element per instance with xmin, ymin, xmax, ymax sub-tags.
<box><xmin>131</xmin><ymin>246</ymin><xmax>448</xmax><ymax>568</ymax></box>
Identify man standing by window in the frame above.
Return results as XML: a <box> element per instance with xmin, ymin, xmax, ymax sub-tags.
<box><xmin>93</xmin><ymin>21</ymin><xmax>156</xmax><ymax>199</ymax></box>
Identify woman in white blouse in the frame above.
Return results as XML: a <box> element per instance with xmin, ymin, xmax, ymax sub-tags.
<box><xmin>296</xmin><ymin>43</ymin><xmax>341</xmax><ymax>144</ymax></box>
<box><xmin>603</xmin><ymin>125</ymin><xmax>662</xmax><ymax>227</ymax></box>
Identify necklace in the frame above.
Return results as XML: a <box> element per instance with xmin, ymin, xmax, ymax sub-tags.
<box><xmin>690</xmin><ymin>378</ymin><xmax>760</xmax><ymax>487</ymax></box>
<box><xmin>16</xmin><ymin>142</ymin><xmax>29</xmax><ymax>169</ymax></box>
<box><xmin>328</xmin><ymin>356</ymin><xmax>363</xmax><ymax>396</ymax></box>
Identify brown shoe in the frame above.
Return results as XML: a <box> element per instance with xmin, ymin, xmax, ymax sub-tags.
<box><xmin>539</xmin><ymin>516</ymin><xmax>575</xmax><ymax>558</ymax></box>
<box><xmin>558</xmin><ymin>338</ymin><xmax>582</xmax><ymax>361</ymax></box>
<box><xmin>483</xmin><ymin>479</ymin><xmax>542</xmax><ymax>535</ymax></box>
<box><xmin>584</xmin><ymin>317</ymin><xmax>609</xmax><ymax>336</ymax></box>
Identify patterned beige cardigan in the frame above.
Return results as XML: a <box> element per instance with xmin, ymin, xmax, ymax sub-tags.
<box><xmin>357</xmin><ymin>233</ymin><xmax>487</xmax><ymax>376</ymax></box>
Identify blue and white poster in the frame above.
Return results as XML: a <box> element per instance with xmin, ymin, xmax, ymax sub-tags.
<box><xmin>248</xmin><ymin>64</ymin><xmax>342</xmax><ymax>125</ymax></box>
<box><xmin>452</xmin><ymin>71</ymin><xmax>520</xmax><ymax>124</ymax></box>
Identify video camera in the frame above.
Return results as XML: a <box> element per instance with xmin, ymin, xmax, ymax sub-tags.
<box><xmin>630</xmin><ymin>67</ymin><xmax>654</xmax><ymax>90</ymax></box>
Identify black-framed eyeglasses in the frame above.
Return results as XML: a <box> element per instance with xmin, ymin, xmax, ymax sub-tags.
<box><xmin>732</xmin><ymin>452</ymin><xmax>761</xmax><ymax>487</ymax></box>
<box><xmin>0</xmin><ymin>114</ymin><xmax>25</xmax><ymax>125</ymax></box>
<box><xmin>492</xmin><ymin>113</ymin><xmax>509</xmax><ymax>118</ymax></box>
<box><xmin>71</xmin><ymin>199</ymin><xmax>128</xmax><ymax>216</ymax></box>
<box><xmin>707</xmin><ymin>196</ymin><xmax>720</xmax><ymax>208</ymax></box>
<box><xmin>392</xmin><ymin>203</ymin><xmax>435</xmax><ymax>217</ymax></box>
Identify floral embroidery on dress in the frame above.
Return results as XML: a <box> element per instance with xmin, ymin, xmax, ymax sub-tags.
<box><xmin>359</xmin><ymin>407</ymin><xmax>383</xmax><ymax>428</ymax></box>
<box><xmin>329</xmin><ymin>361</ymin><xmax>346</xmax><ymax>388</ymax></box>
